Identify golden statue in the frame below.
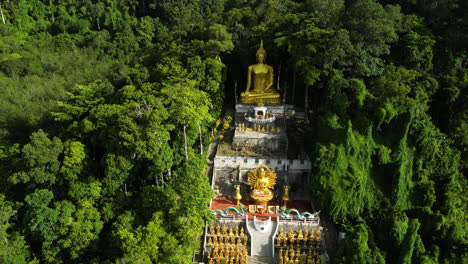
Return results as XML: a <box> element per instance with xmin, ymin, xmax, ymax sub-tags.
<box><xmin>277</xmin><ymin>227</ymin><xmax>287</xmax><ymax>246</ymax></box>
<box><xmin>309</xmin><ymin>232</ymin><xmax>315</xmax><ymax>247</ymax></box>
<box><xmin>247</xmin><ymin>164</ymin><xmax>276</xmax><ymax>207</ymax></box>
<box><xmin>209</xmin><ymin>225</ymin><xmax>215</xmax><ymax>235</ymax></box>
<box><xmin>240</xmin><ymin>41</ymin><xmax>281</xmax><ymax>104</ymax></box>
<box><xmin>297</xmin><ymin>229</ymin><xmax>304</xmax><ymax>246</ymax></box>
<box><xmin>234</xmin><ymin>185</ymin><xmax>242</xmax><ymax>208</ymax></box>
<box><xmin>287</xmin><ymin>230</ymin><xmax>295</xmax><ymax>246</ymax></box>
<box><xmin>289</xmin><ymin>248</ymin><xmax>295</xmax><ymax>259</ymax></box>
<box><xmin>282</xmin><ymin>185</ymin><xmax>290</xmax><ymax>209</ymax></box>
<box><xmin>303</xmin><ymin>231</ymin><xmax>309</xmax><ymax>247</ymax></box>
<box><xmin>215</xmin><ymin>225</ymin><xmax>221</xmax><ymax>235</ymax></box>
<box><xmin>315</xmin><ymin>229</ymin><xmax>321</xmax><ymax>238</ymax></box>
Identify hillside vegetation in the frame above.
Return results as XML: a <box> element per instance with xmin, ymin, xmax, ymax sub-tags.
<box><xmin>0</xmin><ymin>0</ymin><xmax>466</xmax><ymax>263</ymax></box>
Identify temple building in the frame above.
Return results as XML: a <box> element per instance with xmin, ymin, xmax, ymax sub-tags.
<box><xmin>200</xmin><ymin>42</ymin><xmax>329</xmax><ymax>264</ymax></box>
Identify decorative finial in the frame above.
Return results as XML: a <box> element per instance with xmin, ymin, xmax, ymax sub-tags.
<box><xmin>256</xmin><ymin>40</ymin><xmax>267</xmax><ymax>57</ymax></box>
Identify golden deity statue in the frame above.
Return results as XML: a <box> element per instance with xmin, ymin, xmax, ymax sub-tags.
<box><xmin>234</xmin><ymin>185</ymin><xmax>242</xmax><ymax>208</ymax></box>
<box><xmin>240</xmin><ymin>41</ymin><xmax>281</xmax><ymax>104</ymax></box>
<box><xmin>247</xmin><ymin>164</ymin><xmax>277</xmax><ymax>207</ymax></box>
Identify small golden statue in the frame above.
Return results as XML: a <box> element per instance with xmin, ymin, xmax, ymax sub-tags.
<box><xmin>289</xmin><ymin>248</ymin><xmax>295</xmax><ymax>259</ymax></box>
<box><xmin>297</xmin><ymin>229</ymin><xmax>304</xmax><ymax>246</ymax></box>
<box><xmin>287</xmin><ymin>230</ymin><xmax>295</xmax><ymax>246</ymax></box>
<box><xmin>276</xmin><ymin>227</ymin><xmax>287</xmax><ymax>246</ymax></box>
<box><xmin>240</xmin><ymin>227</ymin><xmax>245</xmax><ymax>236</ymax></box>
<box><xmin>309</xmin><ymin>232</ymin><xmax>315</xmax><ymax>247</ymax></box>
<box><xmin>282</xmin><ymin>185</ymin><xmax>290</xmax><ymax>209</ymax></box>
<box><xmin>234</xmin><ymin>185</ymin><xmax>242</xmax><ymax>208</ymax></box>
<box><xmin>209</xmin><ymin>225</ymin><xmax>215</xmax><ymax>235</ymax></box>
<box><xmin>303</xmin><ymin>231</ymin><xmax>309</xmax><ymax>247</ymax></box>
<box><xmin>215</xmin><ymin>225</ymin><xmax>221</xmax><ymax>235</ymax></box>
<box><xmin>234</xmin><ymin>226</ymin><xmax>239</xmax><ymax>236</ymax></box>
<box><xmin>247</xmin><ymin>164</ymin><xmax>276</xmax><ymax>209</ymax></box>
<box><xmin>240</xmin><ymin>40</ymin><xmax>281</xmax><ymax>104</ymax></box>
<box><xmin>222</xmin><ymin>225</ymin><xmax>228</xmax><ymax>235</ymax></box>
<box><xmin>243</xmin><ymin>234</ymin><xmax>248</xmax><ymax>246</ymax></box>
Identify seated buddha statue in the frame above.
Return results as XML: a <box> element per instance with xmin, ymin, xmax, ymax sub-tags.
<box><xmin>249</xmin><ymin>170</ymin><xmax>274</xmax><ymax>206</ymax></box>
<box><xmin>247</xmin><ymin>164</ymin><xmax>277</xmax><ymax>208</ymax></box>
<box><xmin>240</xmin><ymin>41</ymin><xmax>281</xmax><ymax>104</ymax></box>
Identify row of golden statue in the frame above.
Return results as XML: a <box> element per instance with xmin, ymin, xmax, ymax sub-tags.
<box><xmin>278</xmin><ymin>248</ymin><xmax>322</xmax><ymax>264</ymax></box>
<box><xmin>207</xmin><ymin>235</ymin><xmax>248</xmax><ymax>246</ymax></box>
<box><xmin>236</xmin><ymin>122</ymin><xmax>281</xmax><ymax>133</ymax></box>
<box><xmin>207</xmin><ymin>225</ymin><xmax>249</xmax><ymax>246</ymax></box>
<box><xmin>275</xmin><ymin>228</ymin><xmax>321</xmax><ymax>247</ymax></box>
<box><xmin>207</xmin><ymin>246</ymin><xmax>248</xmax><ymax>264</ymax></box>
<box><xmin>209</xmin><ymin>225</ymin><xmax>245</xmax><ymax>237</ymax></box>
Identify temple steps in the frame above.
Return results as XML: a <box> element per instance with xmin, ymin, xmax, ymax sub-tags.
<box><xmin>248</xmin><ymin>256</ymin><xmax>276</xmax><ymax>264</ymax></box>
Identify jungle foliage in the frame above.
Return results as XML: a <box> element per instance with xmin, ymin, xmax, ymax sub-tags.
<box><xmin>0</xmin><ymin>0</ymin><xmax>466</xmax><ymax>263</ymax></box>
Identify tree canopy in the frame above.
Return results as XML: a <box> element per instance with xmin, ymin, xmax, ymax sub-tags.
<box><xmin>0</xmin><ymin>0</ymin><xmax>466</xmax><ymax>263</ymax></box>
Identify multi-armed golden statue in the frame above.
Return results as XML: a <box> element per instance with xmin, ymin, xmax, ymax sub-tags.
<box><xmin>248</xmin><ymin>164</ymin><xmax>277</xmax><ymax>208</ymax></box>
<box><xmin>240</xmin><ymin>41</ymin><xmax>281</xmax><ymax>104</ymax></box>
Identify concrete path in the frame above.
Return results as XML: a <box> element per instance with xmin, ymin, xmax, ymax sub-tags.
<box><xmin>248</xmin><ymin>218</ymin><xmax>276</xmax><ymax>257</ymax></box>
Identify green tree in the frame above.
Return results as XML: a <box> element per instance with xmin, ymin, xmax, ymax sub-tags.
<box><xmin>10</xmin><ymin>130</ymin><xmax>63</xmax><ymax>185</ymax></box>
<box><xmin>0</xmin><ymin>194</ymin><xmax>31</xmax><ymax>264</ymax></box>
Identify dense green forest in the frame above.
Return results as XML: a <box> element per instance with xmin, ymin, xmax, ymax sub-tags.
<box><xmin>0</xmin><ymin>0</ymin><xmax>466</xmax><ymax>263</ymax></box>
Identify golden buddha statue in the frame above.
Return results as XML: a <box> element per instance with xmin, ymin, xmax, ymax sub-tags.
<box><xmin>247</xmin><ymin>164</ymin><xmax>276</xmax><ymax>208</ymax></box>
<box><xmin>287</xmin><ymin>230</ymin><xmax>295</xmax><ymax>246</ymax></box>
<box><xmin>243</xmin><ymin>234</ymin><xmax>248</xmax><ymax>246</ymax></box>
<box><xmin>297</xmin><ymin>229</ymin><xmax>304</xmax><ymax>246</ymax></box>
<box><xmin>240</xmin><ymin>41</ymin><xmax>281</xmax><ymax>104</ymax></box>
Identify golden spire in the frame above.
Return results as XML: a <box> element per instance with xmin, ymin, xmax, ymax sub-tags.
<box><xmin>256</xmin><ymin>40</ymin><xmax>267</xmax><ymax>57</ymax></box>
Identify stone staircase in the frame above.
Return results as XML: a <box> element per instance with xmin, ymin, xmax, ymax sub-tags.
<box><xmin>246</xmin><ymin>217</ymin><xmax>278</xmax><ymax>264</ymax></box>
<box><xmin>249</xmin><ymin>256</ymin><xmax>276</xmax><ymax>264</ymax></box>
